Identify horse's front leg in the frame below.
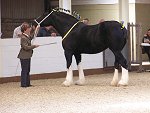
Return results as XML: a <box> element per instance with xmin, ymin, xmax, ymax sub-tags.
<box><xmin>62</xmin><ymin>50</ymin><xmax>73</xmax><ymax>87</ymax></box>
<box><xmin>74</xmin><ymin>54</ymin><xmax>85</xmax><ymax>85</ymax></box>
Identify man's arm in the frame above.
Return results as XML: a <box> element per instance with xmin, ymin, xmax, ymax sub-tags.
<box><xmin>143</xmin><ymin>37</ymin><xmax>150</xmax><ymax>43</ymax></box>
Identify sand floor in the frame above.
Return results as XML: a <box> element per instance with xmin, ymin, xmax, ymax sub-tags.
<box><xmin>1</xmin><ymin>72</ymin><xmax>150</xmax><ymax>113</ymax></box>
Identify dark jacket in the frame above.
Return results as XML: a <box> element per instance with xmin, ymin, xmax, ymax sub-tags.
<box><xmin>143</xmin><ymin>35</ymin><xmax>150</xmax><ymax>43</ymax></box>
<box><xmin>17</xmin><ymin>33</ymin><xmax>36</xmax><ymax>59</ymax></box>
<box><xmin>37</xmin><ymin>27</ymin><xmax>51</xmax><ymax>37</ymax></box>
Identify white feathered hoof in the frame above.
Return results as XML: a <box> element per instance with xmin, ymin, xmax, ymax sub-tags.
<box><xmin>75</xmin><ymin>79</ymin><xmax>85</xmax><ymax>86</ymax></box>
<box><xmin>117</xmin><ymin>80</ymin><xmax>128</xmax><ymax>87</ymax></box>
<box><xmin>62</xmin><ymin>80</ymin><xmax>72</xmax><ymax>87</ymax></box>
<box><xmin>110</xmin><ymin>80</ymin><xmax>118</xmax><ymax>87</ymax></box>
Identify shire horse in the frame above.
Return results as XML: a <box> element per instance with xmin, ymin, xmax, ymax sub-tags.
<box><xmin>34</xmin><ymin>9</ymin><xmax>129</xmax><ymax>87</ymax></box>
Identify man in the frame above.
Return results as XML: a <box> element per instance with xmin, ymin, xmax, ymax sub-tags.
<box><xmin>13</xmin><ymin>22</ymin><xmax>28</xmax><ymax>38</ymax></box>
<box><xmin>37</xmin><ymin>25</ymin><xmax>58</xmax><ymax>37</ymax></box>
<box><xmin>82</xmin><ymin>18</ymin><xmax>89</xmax><ymax>25</ymax></box>
<box><xmin>143</xmin><ymin>29</ymin><xmax>150</xmax><ymax>61</ymax></box>
<box><xmin>17</xmin><ymin>22</ymin><xmax>39</xmax><ymax>87</ymax></box>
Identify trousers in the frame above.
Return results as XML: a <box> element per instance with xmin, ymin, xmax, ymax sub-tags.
<box><xmin>20</xmin><ymin>58</ymin><xmax>31</xmax><ymax>87</ymax></box>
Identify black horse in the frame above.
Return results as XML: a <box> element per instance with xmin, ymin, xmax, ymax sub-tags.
<box><xmin>34</xmin><ymin>9</ymin><xmax>129</xmax><ymax>86</ymax></box>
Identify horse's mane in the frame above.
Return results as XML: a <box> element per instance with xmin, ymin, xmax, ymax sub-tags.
<box><xmin>52</xmin><ymin>7</ymin><xmax>81</xmax><ymax>20</ymax></box>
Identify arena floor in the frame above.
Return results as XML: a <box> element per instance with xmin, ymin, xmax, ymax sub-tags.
<box><xmin>1</xmin><ymin>71</ymin><xmax>150</xmax><ymax>113</ymax></box>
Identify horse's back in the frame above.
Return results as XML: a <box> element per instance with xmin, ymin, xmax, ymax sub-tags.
<box><xmin>75</xmin><ymin>23</ymin><xmax>108</xmax><ymax>53</ymax></box>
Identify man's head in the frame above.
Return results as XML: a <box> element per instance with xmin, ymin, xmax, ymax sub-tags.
<box><xmin>21</xmin><ymin>22</ymin><xmax>31</xmax><ymax>33</ymax></box>
<box><xmin>147</xmin><ymin>29</ymin><xmax>150</xmax><ymax>37</ymax></box>
<box><xmin>21</xmin><ymin>22</ymin><xmax>32</xmax><ymax>35</ymax></box>
<box><xmin>82</xmin><ymin>18</ymin><xmax>89</xmax><ymax>25</ymax></box>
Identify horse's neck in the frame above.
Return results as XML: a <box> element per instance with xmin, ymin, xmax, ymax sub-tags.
<box><xmin>54</xmin><ymin>22</ymin><xmax>76</xmax><ymax>37</ymax></box>
<box><xmin>52</xmin><ymin>16</ymin><xmax>78</xmax><ymax>37</ymax></box>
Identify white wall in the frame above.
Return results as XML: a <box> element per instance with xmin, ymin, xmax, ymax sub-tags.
<box><xmin>0</xmin><ymin>0</ymin><xmax>2</xmax><ymax>77</ymax></box>
<box><xmin>0</xmin><ymin>37</ymin><xmax>103</xmax><ymax>77</ymax></box>
<box><xmin>0</xmin><ymin>0</ymin><xmax>1</xmax><ymax>36</ymax></box>
<box><xmin>0</xmin><ymin>0</ymin><xmax>1</xmax><ymax>76</ymax></box>
<box><xmin>72</xmin><ymin>0</ymin><xmax>118</xmax><ymax>5</ymax></box>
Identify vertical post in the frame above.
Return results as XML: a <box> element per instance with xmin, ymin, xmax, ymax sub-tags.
<box><xmin>118</xmin><ymin>0</ymin><xmax>129</xmax><ymax>60</ymax></box>
<box><xmin>59</xmin><ymin>0</ymin><xmax>71</xmax><ymax>14</ymax></box>
<box><xmin>138</xmin><ymin>24</ymin><xmax>143</xmax><ymax>72</ymax></box>
<box><xmin>131</xmin><ymin>23</ymin><xmax>134</xmax><ymax>62</ymax></box>
<box><xmin>119</xmin><ymin>0</ymin><xmax>129</xmax><ymax>28</ymax></box>
<box><xmin>127</xmin><ymin>23</ymin><xmax>131</xmax><ymax>70</ymax></box>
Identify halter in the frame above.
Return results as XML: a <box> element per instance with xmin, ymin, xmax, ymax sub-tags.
<box><xmin>33</xmin><ymin>11</ymin><xmax>54</xmax><ymax>38</ymax></box>
<box><xmin>34</xmin><ymin>9</ymin><xmax>80</xmax><ymax>42</ymax></box>
<box><xmin>34</xmin><ymin>11</ymin><xmax>54</xmax><ymax>25</ymax></box>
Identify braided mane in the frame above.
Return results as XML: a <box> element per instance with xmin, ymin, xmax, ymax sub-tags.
<box><xmin>52</xmin><ymin>7</ymin><xmax>81</xmax><ymax>20</ymax></box>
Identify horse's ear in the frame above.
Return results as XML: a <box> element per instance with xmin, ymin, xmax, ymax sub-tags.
<box><xmin>48</xmin><ymin>8</ymin><xmax>52</xmax><ymax>13</ymax></box>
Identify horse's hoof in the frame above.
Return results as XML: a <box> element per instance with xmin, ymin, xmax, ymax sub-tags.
<box><xmin>75</xmin><ymin>80</ymin><xmax>85</xmax><ymax>86</ymax></box>
<box><xmin>62</xmin><ymin>81</ymin><xmax>72</xmax><ymax>87</ymax></box>
<box><xmin>110</xmin><ymin>80</ymin><xmax>118</xmax><ymax>86</ymax></box>
<box><xmin>117</xmin><ymin>80</ymin><xmax>128</xmax><ymax>87</ymax></box>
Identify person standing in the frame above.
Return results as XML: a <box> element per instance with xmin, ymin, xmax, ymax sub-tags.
<box><xmin>143</xmin><ymin>29</ymin><xmax>150</xmax><ymax>61</ymax></box>
<box><xmin>17</xmin><ymin>22</ymin><xmax>39</xmax><ymax>87</ymax></box>
<box><xmin>13</xmin><ymin>22</ymin><xmax>29</xmax><ymax>38</ymax></box>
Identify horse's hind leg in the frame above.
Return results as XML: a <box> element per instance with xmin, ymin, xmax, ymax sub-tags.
<box><xmin>62</xmin><ymin>50</ymin><xmax>73</xmax><ymax>87</ymax></box>
<box><xmin>111</xmin><ymin>59</ymin><xmax>119</xmax><ymax>86</ymax></box>
<box><xmin>74</xmin><ymin>53</ymin><xmax>85</xmax><ymax>85</ymax></box>
<box><xmin>112</xmin><ymin>51</ymin><xmax>129</xmax><ymax>86</ymax></box>
<box><xmin>119</xmin><ymin>65</ymin><xmax>128</xmax><ymax>86</ymax></box>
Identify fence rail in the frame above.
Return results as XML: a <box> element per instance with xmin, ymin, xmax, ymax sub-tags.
<box><xmin>127</xmin><ymin>23</ymin><xmax>143</xmax><ymax>72</ymax></box>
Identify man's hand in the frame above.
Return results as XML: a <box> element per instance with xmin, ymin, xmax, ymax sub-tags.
<box><xmin>34</xmin><ymin>45</ymin><xmax>40</xmax><ymax>48</ymax></box>
<box><xmin>51</xmin><ymin>33</ymin><xmax>57</xmax><ymax>37</ymax></box>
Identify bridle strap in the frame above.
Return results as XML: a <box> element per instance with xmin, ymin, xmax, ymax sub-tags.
<box><xmin>34</xmin><ymin>10</ymin><xmax>80</xmax><ymax>42</ymax></box>
<box><xmin>34</xmin><ymin>11</ymin><xmax>54</xmax><ymax>25</ymax></box>
<box><xmin>62</xmin><ymin>21</ymin><xmax>80</xmax><ymax>41</ymax></box>
<box><xmin>33</xmin><ymin>11</ymin><xmax>54</xmax><ymax>40</ymax></box>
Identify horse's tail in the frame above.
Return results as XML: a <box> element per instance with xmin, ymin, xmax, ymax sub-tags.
<box><xmin>119</xmin><ymin>22</ymin><xmax>128</xmax><ymax>47</ymax></box>
<box><xmin>120</xmin><ymin>22</ymin><xmax>128</xmax><ymax>40</ymax></box>
<box><xmin>122</xmin><ymin>27</ymin><xmax>127</xmax><ymax>40</ymax></box>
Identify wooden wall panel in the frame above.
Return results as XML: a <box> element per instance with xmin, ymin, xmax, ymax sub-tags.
<box><xmin>1</xmin><ymin>0</ymin><xmax>44</xmax><ymax>38</ymax></box>
<box><xmin>1</xmin><ymin>0</ymin><xmax>44</xmax><ymax>19</ymax></box>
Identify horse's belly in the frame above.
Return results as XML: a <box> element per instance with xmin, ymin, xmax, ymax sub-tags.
<box><xmin>80</xmin><ymin>46</ymin><xmax>107</xmax><ymax>54</ymax></box>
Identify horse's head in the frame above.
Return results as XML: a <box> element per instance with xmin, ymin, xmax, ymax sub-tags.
<box><xmin>34</xmin><ymin>8</ymin><xmax>80</xmax><ymax>36</ymax></box>
<box><xmin>34</xmin><ymin>11</ymin><xmax>53</xmax><ymax>27</ymax></box>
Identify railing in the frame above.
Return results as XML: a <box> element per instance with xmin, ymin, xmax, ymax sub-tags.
<box><xmin>127</xmin><ymin>23</ymin><xmax>150</xmax><ymax>72</ymax></box>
